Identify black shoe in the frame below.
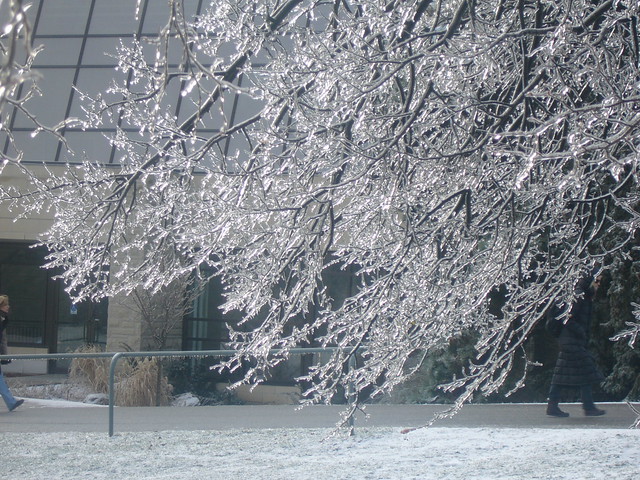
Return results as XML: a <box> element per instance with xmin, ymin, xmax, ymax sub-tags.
<box><xmin>546</xmin><ymin>404</ymin><xmax>569</xmax><ymax>417</ymax></box>
<box><xmin>584</xmin><ymin>407</ymin><xmax>606</xmax><ymax>416</ymax></box>
<box><xmin>9</xmin><ymin>399</ymin><xmax>24</xmax><ymax>412</ymax></box>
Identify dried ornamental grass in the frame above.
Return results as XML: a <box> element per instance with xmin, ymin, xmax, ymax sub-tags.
<box><xmin>69</xmin><ymin>345</ymin><xmax>172</xmax><ymax>406</ymax></box>
<box><xmin>115</xmin><ymin>358</ymin><xmax>172</xmax><ymax>407</ymax></box>
<box><xmin>69</xmin><ymin>345</ymin><xmax>111</xmax><ymax>393</ymax></box>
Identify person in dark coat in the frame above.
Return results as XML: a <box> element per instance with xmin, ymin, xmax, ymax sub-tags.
<box><xmin>0</xmin><ymin>295</ymin><xmax>24</xmax><ymax>411</ymax></box>
<box><xmin>546</xmin><ymin>275</ymin><xmax>605</xmax><ymax>417</ymax></box>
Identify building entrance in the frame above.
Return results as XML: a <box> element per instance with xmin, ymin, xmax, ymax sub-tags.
<box><xmin>0</xmin><ymin>241</ymin><xmax>107</xmax><ymax>372</ymax></box>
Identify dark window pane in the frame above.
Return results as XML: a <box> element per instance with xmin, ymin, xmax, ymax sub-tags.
<box><xmin>0</xmin><ymin>264</ymin><xmax>47</xmax><ymax>345</ymax></box>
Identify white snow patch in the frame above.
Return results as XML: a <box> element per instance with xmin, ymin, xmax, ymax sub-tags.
<box><xmin>19</xmin><ymin>397</ymin><xmax>105</xmax><ymax>408</ymax></box>
<box><xmin>83</xmin><ymin>393</ymin><xmax>109</xmax><ymax>405</ymax></box>
<box><xmin>1</xmin><ymin>427</ymin><xmax>638</xmax><ymax>480</ymax></box>
<box><xmin>171</xmin><ymin>392</ymin><xmax>200</xmax><ymax>407</ymax></box>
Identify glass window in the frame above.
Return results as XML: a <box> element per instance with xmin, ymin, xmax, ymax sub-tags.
<box><xmin>1</xmin><ymin>131</ymin><xmax>18</xmax><ymax>160</ymax></box>
<box><xmin>215</xmin><ymin>40</ymin><xmax>244</xmax><ymax>65</ymax></box>
<box><xmin>81</xmin><ymin>38</ymin><xmax>128</xmax><ymax>67</ymax></box>
<box><xmin>183</xmin><ymin>274</ymin><xmax>233</xmax><ymax>350</ymax></box>
<box><xmin>0</xmin><ymin>244</ymin><xmax>49</xmax><ymax>346</ymax></box>
<box><xmin>182</xmin><ymin>0</ymin><xmax>205</xmax><ymax>18</ymax></box>
<box><xmin>229</xmin><ymin>76</ymin><xmax>264</xmax><ymax>123</ymax></box>
<box><xmin>1</xmin><ymin>265</ymin><xmax>47</xmax><ymax>345</ymax></box>
<box><xmin>108</xmin><ymin>131</ymin><xmax>152</xmax><ymax>164</ymax></box>
<box><xmin>148</xmin><ymin>35</ymin><xmax>190</xmax><ymax>65</ymax></box>
<box><xmin>140</xmin><ymin>1</ymin><xmax>171</xmax><ymax>35</ymax></box>
<box><xmin>322</xmin><ymin>261</ymin><xmax>358</xmax><ymax>310</ymax></box>
<box><xmin>174</xmin><ymin>77</ymin><xmax>250</xmax><ymax>128</ymax></box>
<box><xmin>89</xmin><ymin>0</ymin><xmax>142</xmax><ymax>35</ymax></box>
<box><xmin>62</xmin><ymin>131</ymin><xmax>114</xmax><ymax>164</ymax></box>
<box><xmin>35</xmin><ymin>2</ymin><xmax>92</xmax><ymax>36</ymax></box>
<box><xmin>0</xmin><ymin>1</ymin><xmax>10</xmax><ymax>24</ymax></box>
<box><xmin>56</xmin><ymin>293</ymin><xmax>108</xmax><ymax>355</ymax></box>
<box><xmin>72</xmin><ymin>67</ymin><xmax>122</xmax><ymax>104</ymax></box>
<box><xmin>10</xmin><ymin>0</ymin><xmax>217</xmax><ymax>166</ymax></box>
<box><xmin>6</xmin><ymin>131</ymin><xmax>62</xmax><ymax>163</ymax></box>
<box><xmin>31</xmin><ymin>38</ymin><xmax>83</xmax><ymax>67</ymax></box>
<box><xmin>220</xmin><ymin>134</ymin><xmax>251</xmax><ymax>170</ymax></box>
<box><xmin>11</xmin><ymin>69</ymin><xmax>75</xmax><ymax>128</ymax></box>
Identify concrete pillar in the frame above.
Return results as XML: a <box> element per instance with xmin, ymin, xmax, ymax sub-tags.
<box><xmin>106</xmin><ymin>293</ymin><xmax>143</xmax><ymax>352</ymax></box>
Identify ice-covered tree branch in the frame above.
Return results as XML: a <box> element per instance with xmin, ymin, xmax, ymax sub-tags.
<box><xmin>611</xmin><ymin>302</ymin><xmax>640</xmax><ymax>348</ymax></box>
<box><xmin>6</xmin><ymin>0</ymin><xmax>640</xmax><ymax>418</ymax></box>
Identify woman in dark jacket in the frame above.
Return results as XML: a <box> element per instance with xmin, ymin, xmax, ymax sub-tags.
<box><xmin>0</xmin><ymin>295</ymin><xmax>24</xmax><ymax>411</ymax></box>
<box><xmin>546</xmin><ymin>276</ymin><xmax>605</xmax><ymax>417</ymax></box>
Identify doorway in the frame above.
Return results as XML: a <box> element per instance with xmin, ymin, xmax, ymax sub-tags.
<box><xmin>0</xmin><ymin>241</ymin><xmax>108</xmax><ymax>373</ymax></box>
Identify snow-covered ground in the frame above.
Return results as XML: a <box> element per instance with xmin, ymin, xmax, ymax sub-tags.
<box><xmin>1</xmin><ymin>399</ymin><xmax>638</xmax><ymax>480</ymax></box>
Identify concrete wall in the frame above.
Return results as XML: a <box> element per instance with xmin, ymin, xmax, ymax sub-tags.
<box><xmin>105</xmin><ymin>298</ymin><xmax>144</xmax><ymax>352</ymax></box>
<box><xmin>2</xmin><ymin>346</ymin><xmax>49</xmax><ymax>375</ymax></box>
<box><xmin>217</xmin><ymin>383</ymin><xmax>302</xmax><ymax>405</ymax></box>
<box><xmin>0</xmin><ymin>165</ymin><xmax>55</xmax><ymax>241</ymax></box>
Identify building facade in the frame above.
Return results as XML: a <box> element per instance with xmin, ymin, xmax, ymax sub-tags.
<box><xmin>1</xmin><ymin>1</ymin><xmax>357</xmax><ymax>380</ymax></box>
<box><xmin>0</xmin><ymin>0</ymin><xmax>227</xmax><ymax>373</ymax></box>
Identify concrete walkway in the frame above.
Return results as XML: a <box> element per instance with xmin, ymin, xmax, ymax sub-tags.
<box><xmin>1</xmin><ymin>400</ymin><xmax>637</xmax><ymax>435</ymax></box>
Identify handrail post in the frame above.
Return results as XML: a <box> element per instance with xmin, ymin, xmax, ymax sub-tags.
<box><xmin>108</xmin><ymin>352</ymin><xmax>124</xmax><ymax>437</ymax></box>
<box><xmin>347</xmin><ymin>353</ymin><xmax>357</xmax><ymax>432</ymax></box>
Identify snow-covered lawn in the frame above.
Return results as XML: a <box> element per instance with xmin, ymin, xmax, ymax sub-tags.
<box><xmin>1</xmin><ymin>414</ymin><xmax>638</xmax><ymax>479</ymax></box>
<box><xmin>3</xmin><ymin>394</ymin><xmax>638</xmax><ymax>479</ymax></box>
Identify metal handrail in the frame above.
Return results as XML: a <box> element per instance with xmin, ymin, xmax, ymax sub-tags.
<box><xmin>0</xmin><ymin>352</ymin><xmax>116</xmax><ymax>361</ymax></box>
<box><xmin>108</xmin><ymin>349</ymin><xmax>238</xmax><ymax>436</ymax></box>
<box><xmin>0</xmin><ymin>347</ymin><xmax>359</xmax><ymax>436</ymax></box>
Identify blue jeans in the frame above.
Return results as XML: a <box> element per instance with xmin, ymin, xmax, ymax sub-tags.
<box><xmin>0</xmin><ymin>372</ymin><xmax>19</xmax><ymax>410</ymax></box>
<box><xmin>548</xmin><ymin>383</ymin><xmax>595</xmax><ymax>409</ymax></box>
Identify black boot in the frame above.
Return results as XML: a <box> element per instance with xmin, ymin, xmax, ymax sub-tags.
<box><xmin>583</xmin><ymin>405</ymin><xmax>606</xmax><ymax>416</ymax></box>
<box><xmin>546</xmin><ymin>402</ymin><xmax>569</xmax><ymax>417</ymax></box>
